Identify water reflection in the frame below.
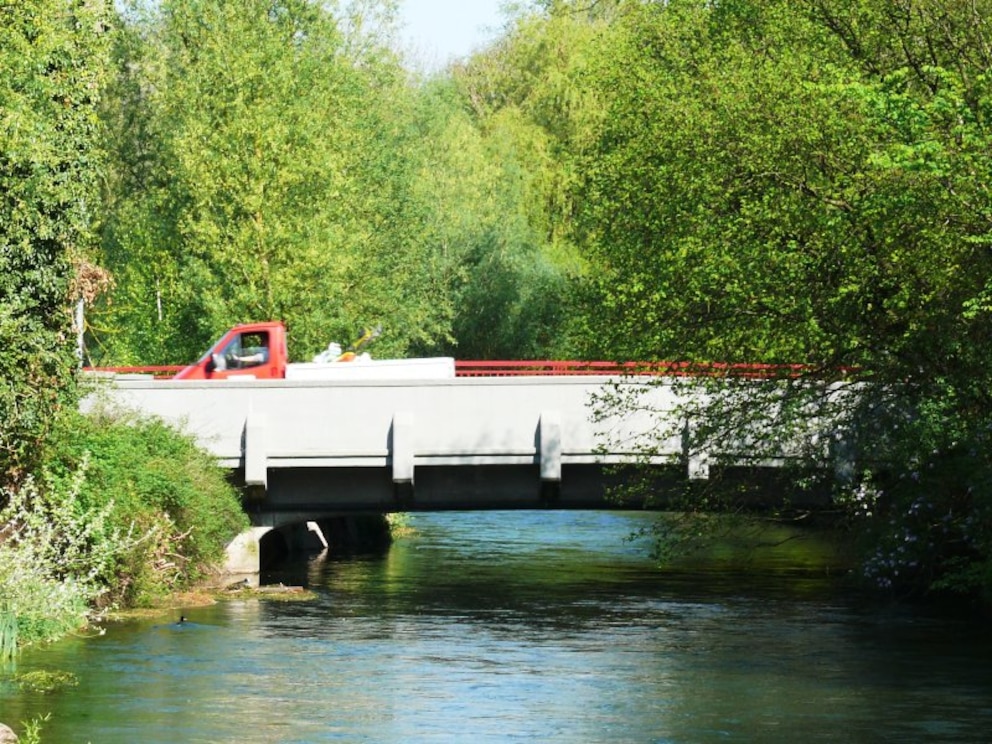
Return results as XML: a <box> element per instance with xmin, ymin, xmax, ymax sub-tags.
<box><xmin>1</xmin><ymin>511</ymin><xmax>990</xmax><ymax>743</ymax></box>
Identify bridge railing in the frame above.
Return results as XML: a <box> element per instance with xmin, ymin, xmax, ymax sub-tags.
<box><xmin>84</xmin><ymin>360</ymin><xmax>836</xmax><ymax>380</ymax></box>
<box><xmin>453</xmin><ymin>360</ymin><xmax>819</xmax><ymax>378</ymax></box>
<box><xmin>454</xmin><ymin>360</ymin><xmax>641</xmax><ymax>376</ymax></box>
<box><xmin>83</xmin><ymin>365</ymin><xmax>184</xmax><ymax>378</ymax></box>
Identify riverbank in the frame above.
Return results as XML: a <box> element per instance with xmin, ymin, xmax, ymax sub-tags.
<box><xmin>107</xmin><ymin>583</ymin><xmax>317</xmax><ymax>622</ymax></box>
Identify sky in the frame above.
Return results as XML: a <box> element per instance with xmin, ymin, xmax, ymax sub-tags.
<box><xmin>398</xmin><ymin>0</ymin><xmax>510</xmax><ymax>69</ymax></box>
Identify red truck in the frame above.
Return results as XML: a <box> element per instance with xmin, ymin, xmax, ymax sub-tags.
<box><xmin>173</xmin><ymin>321</ymin><xmax>456</xmax><ymax>381</ymax></box>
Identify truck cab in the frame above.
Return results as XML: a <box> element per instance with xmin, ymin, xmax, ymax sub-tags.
<box><xmin>173</xmin><ymin>322</ymin><xmax>288</xmax><ymax>380</ymax></box>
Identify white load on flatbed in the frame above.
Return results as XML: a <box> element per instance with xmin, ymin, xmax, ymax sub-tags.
<box><xmin>284</xmin><ymin>356</ymin><xmax>456</xmax><ymax>381</ymax></box>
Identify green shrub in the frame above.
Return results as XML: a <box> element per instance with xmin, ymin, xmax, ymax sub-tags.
<box><xmin>0</xmin><ymin>465</ymin><xmax>131</xmax><ymax>649</ymax></box>
<box><xmin>0</xmin><ymin>405</ymin><xmax>248</xmax><ymax>652</ymax></box>
<box><xmin>42</xmin><ymin>407</ymin><xmax>249</xmax><ymax>605</ymax></box>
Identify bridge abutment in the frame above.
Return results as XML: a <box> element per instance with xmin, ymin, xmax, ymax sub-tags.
<box><xmin>220</xmin><ymin>516</ymin><xmax>393</xmax><ymax>580</ymax></box>
<box><xmin>221</xmin><ymin>526</ymin><xmax>272</xmax><ymax>584</ymax></box>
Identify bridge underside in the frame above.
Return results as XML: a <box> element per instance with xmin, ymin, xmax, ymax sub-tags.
<box><xmin>234</xmin><ymin>463</ymin><xmax>831</xmax><ymax>528</ymax></box>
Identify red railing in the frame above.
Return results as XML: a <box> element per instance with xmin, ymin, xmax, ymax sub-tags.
<box><xmin>83</xmin><ymin>365</ymin><xmax>184</xmax><ymax>378</ymax></box>
<box><xmin>454</xmin><ymin>360</ymin><xmax>818</xmax><ymax>379</ymax></box>
<box><xmin>455</xmin><ymin>360</ymin><xmax>637</xmax><ymax>377</ymax></box>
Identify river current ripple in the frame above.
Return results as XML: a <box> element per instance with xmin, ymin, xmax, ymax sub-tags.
<box><xmin>2</xmin><ymin>510</ymin><xmax>991</xmax><ymax>742</ymax></box>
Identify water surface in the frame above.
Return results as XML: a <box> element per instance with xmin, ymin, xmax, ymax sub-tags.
<box><xmin>2</xmin><ymin>511</ymin><xmax>990</xmax><ymax>742</ymax></box>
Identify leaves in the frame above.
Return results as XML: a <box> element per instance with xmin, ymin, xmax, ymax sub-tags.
<box><xmin>92</xmin><ymin>0</ymin><xmax>460</xmax><ymax>362</ymax></box>
<box><xmin>0</xmin><ymin>0</ymin><xmax>111</xmax><ymax>485</ymax></box>
<box><xmin>551</xmin><ymin>0</ymin><xmax>992</xmax><ymax>596</ymax></box>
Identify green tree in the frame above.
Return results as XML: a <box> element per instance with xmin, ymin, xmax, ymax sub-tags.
<box><xmin>570</xmin><ymin>0</ymin><xmax>992</xmax><ymax>598</ymax></box>
<box><xmin>94</xmin><ymin>0</ymin><xmax>456</xmax><ymax>364</ymax></box>
<box><xmin>0</xmin><ymin>0</ymin><xmax>111</xmax><ymax>485</ymax></box>
<box><xmin>408</xmin><ymin>79</ymin><xmax>577</xmax><ymax>359</ymax></box>
<box><xmin>437</xmin><ymin>3</ymin><xmax>613</xmax><ymax>358</ymax></box>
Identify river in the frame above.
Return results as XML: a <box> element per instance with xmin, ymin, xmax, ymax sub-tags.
<box><xmin>2</xmin><ymin>510</ymin><xmax>991</xmax><ymax>742</ymax></box>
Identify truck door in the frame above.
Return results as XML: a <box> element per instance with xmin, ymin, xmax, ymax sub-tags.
<box><xmin>208</xmin><ymin>330</ymin><xmax>274</xmax><ymax>379</ymax></box>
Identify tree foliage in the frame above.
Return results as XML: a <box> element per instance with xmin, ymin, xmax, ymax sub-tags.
<box><xmin>441</xmin><ymin>6</ymin><xmax>611</xmax><ymax>358</ymax></box>
<box><xmin>0</xmin><ymin>2</ymin><xmax>247</xmax><ymax>643</ymax></box>
<box><xmin>562</xmin><ymin>0</ymin><xmax>992</xmax><ymax>598</ymax></box>
<box><xmin>93</xmin><ymin>0</ymin><xmax>457</xmax><ymax>363</ymax></box>
<box><xmin>0</xmin><ymin>0</ymin><xmax>111</xmax><ymax>486</ymax></box>
<box><xmin>90</xmin><ymin>0</ymin><xmax>594</xmax><ymax>364</ymax></box>
<box><xmin>6</xmin><ymin>0</ymin><xmax>992</xmax><ymax>604</ymax></box>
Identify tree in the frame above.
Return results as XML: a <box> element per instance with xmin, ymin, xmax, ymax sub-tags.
<box><xmin>94</xmin><ymin>0</ymin><xmax>457</xmax><ymax>364</ymax></box>
<box><xmin>569</xmin><ymin>0</ymin><xmax>992</xmax><ymax>598</ymax></box>
<box><xmin>438</xmin><ymin>3</ymin><xmax>613</xmax><ymax>358</ymax></box>
<box><xmin>0</xmin><ymin>0</ymin><xmax>111</xmax><ymax>485</ymax></box>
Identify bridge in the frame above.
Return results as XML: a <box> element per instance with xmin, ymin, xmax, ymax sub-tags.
<box><xmin>83</xmin><ymin>370</ymin><xmax>838</xmax><ymax>577</ymax></box>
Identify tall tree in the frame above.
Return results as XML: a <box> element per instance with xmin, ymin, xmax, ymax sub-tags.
<box><xmin>440</xmin><ymin>4</ymin><xmax>612</xmax><ymax>358</ymax></box>
<box><xmin>95</xmin><ymin>0</ymin><xmax>455</xmax><ymax>363</ymax></box>
<box><xmin>0</xmin><ymin>0</ymin><xmax>111</xmax><ymax>485</ymax></box>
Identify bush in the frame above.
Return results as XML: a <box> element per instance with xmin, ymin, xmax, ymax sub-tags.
<box><xmin>41</xmin><ymin>407</ymin><xmax>249</xmax><ymax>606</ymax></box>
<box><xmin>0</xmin><ymin>463</ymin><xmax>133</xmax><ymax>653</ymax></box>
<box><xmin>0</xmin><ymin>404</ymin><xmax>248</xmax><ymax>653</ymax></box>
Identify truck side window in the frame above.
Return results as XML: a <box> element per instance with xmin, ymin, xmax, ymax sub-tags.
<box><xmin>222</xmin><ymin>331</ymin><xmax>270</xmax><ymax>369</ymax></box>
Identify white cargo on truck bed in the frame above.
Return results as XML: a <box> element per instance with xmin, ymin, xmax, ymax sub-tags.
<box><xmin>284</xmin><ymin>357</ymin><xmax>456</xmax><ymax>381</ymax></box>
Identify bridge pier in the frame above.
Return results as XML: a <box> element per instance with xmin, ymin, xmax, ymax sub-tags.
<box><xmin>221</xmin><ymin>526</ymin><xmax>272</xmax><ymax>585</ymax></box>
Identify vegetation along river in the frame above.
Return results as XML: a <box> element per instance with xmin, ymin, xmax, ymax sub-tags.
<box><xmin>2</xmin><ymin>510</ymin><xmax>992</xmax><ymax>742</ymax></box>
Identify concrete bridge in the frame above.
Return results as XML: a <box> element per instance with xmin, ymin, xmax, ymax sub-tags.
<box><xmin>83</xmin><ymin>373</ymin><xmax>835</xmax><ymax>576</ymax></box>
<box><xmin>84</xmin><ymin>373</ymin><xmax>833</xmax><ymax>517</ymax></box>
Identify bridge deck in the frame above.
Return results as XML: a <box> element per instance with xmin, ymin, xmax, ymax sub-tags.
<box><xmin>83</xmin><ymin>375</ymin><xmax>818</xmax><ymax>525</ymax></box>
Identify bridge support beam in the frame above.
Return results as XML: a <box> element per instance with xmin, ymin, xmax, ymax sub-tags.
<box><xmin>391</xmin><ymin>411</ymin><xmax>415</xmax><ymax>505</ymax></box>
<box><xmin>244</xmin><ymin>412</ymin><xmax>268</xmax><ymax>490</ymax></box>
<box><xmin>539</xmin><ymin>410</ymin><xmax>562</xmax><ymax>482</ymax></box>
<box><xmin>539</xmin><ymin>410</ymin><xmax>562</xmax><ymax>502</ymax></box>
<box><xmin>391</xmin><ymin>411</ymin><xmax>414</xmax><ymax>484</ymax></box>
<box><xmin>683</xmin><ymin>421</ymin><xmax>710</xmax><ymax>480</ymax></box>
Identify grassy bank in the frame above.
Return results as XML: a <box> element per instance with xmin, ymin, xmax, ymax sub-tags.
<box><xmin>0</xmin><ymin>405</ymin><xmax>248</xmax><ymax>659</ymax></box>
